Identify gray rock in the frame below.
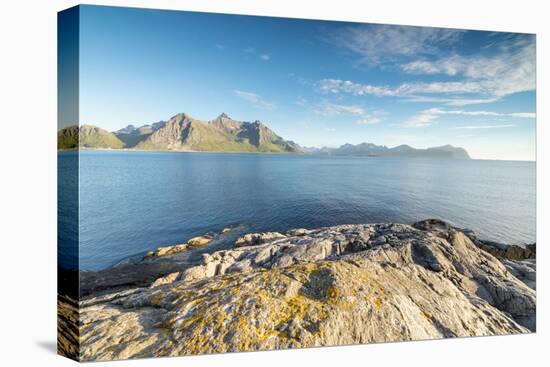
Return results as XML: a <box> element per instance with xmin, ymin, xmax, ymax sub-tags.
<box><xmin>144</xmin><ymin>243</ymin><xmax>188</xmax><ymax>258</ymax></box>
<box><xmin>71</xmin><ymin>220</ymin><xmax>536</xmax><ymax>361</ymax></box>
<box><xmin>234</xmin><ymin>232</ymin><xmax>286</xmax><ymax>247</ymax></box>
<box><xmin>413</xmin><ymin>219</ymin><xmax>536</xmax><ymax>261</ymax></box>
<box><xmin>286</xmin><ymin>228</ymin><xmax>309</xmax><ymax>236</ymax></box>
<box><xmin>503</xmin><ymin>259</ymin><xmax>536</xmax><ymax>290</ymax></box>
<box><xmin>187</xmin><ymin>234</ymin><xmax>213</xmax><ymax>248</ymax></box>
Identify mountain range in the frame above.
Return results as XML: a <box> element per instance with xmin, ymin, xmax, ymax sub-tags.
<box><xmin>58</xmin><ymin>113</ymin><xmax>300</xmax><ymax>153</ymax></box>
<box><xmin>305</xmin><ymin>142</ymin><xmax>471</xmax><ymax>159</ymax></box>
<box><xmin>57</xmin><ymin>112</ymin><xmax>470</xmax><ymax>159</ymax></box>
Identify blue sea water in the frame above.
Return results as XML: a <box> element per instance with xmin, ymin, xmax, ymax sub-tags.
<box><xmin>58</xmin><ymin>151</ymin><xmax>536</xmax><ymax>271</ymax></box>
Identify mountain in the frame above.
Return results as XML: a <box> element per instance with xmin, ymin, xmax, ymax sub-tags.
<box><xmin>57</xmin><ymin>125</ymin><xmax>79</xmax><ymax>149</ymax></box>
<box><xmin>57</xmin><ymin>113</ymin><xmax>300</xmax><ymax>153</ymax></box>
<box><xmin>308</xmin><ymin>142</ymin><xmax>470</xmax><ymax>159</ymax></box>
<box><xmin>57</xmin><ymin>115</ymin><xmax>467</xmax><ymax>158</ymax></box>
<box><xmin>114</xmin><ymin>121</ymin><xmax>166</xmax><ymax>148</ymax></box>
<box><xmin>57</xmin><ymin>125</ymin><xmax>125</xmax><ymax>149</ymax></box>
<box><xmin>135</xmin><ymin>113</ymin><xmax>301</xmax><ymax>153</ymax></box>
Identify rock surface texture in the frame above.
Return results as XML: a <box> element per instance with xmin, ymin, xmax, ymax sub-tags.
<box><xmin>72</xmin><ymin>221</ymin><xmax>535</xmax><ymax>361</ymax></box>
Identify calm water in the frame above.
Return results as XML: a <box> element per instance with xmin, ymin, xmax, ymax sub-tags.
<box><xmin>58</xmin><ymin>151</ymin><xmax>536</xmax><ymax>270</ymax></box>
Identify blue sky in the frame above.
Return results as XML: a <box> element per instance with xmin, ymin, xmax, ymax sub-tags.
<box><xmin>73</xmin><ymin>5</ymin><xmax>536</xmax><ymax>160</ymax></box>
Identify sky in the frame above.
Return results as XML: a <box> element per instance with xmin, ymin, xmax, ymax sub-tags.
<box><xmin>67</xmin><ymin>5</ymin><xmax>536</xmax><ymax>160</ymax></box>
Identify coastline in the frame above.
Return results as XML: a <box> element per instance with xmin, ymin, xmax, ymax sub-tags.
<box><xmin>58</xmin><ymin>148</ymin><xmax>536</xmax><ymax>162</ymax></box>
<box><xmin>62</xmin><ymin>147</ymin><xmax>306</xmax><ymax>155</ymax></box>
<box><xmin>59</xmin><ymin>219</ymin><xmax>536</xmax><ymax>360</ymax></box>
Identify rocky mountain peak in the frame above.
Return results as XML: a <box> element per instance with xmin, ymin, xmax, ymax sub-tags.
<box><xmin>169</xmin><ymin>112</ymin><xmax>192</xmax><ymax>122</ymax></box>
<box><xmin>116</xmin><ymin>124</ymin><xmax>137</xmax><ymax>134</ymax></box>
<box><xmin>128</xmin><ymin>111</ymin><xmax>300</xmax><ymax>153</ymax></box>
<box><xmin>216</xmin><ymin>112</ymin><xmax>231</xmax><ymax>120</ymax></box>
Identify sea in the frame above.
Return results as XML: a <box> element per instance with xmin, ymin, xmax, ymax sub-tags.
<box><xmin>58</xmin><ymin>150</ymin><xmax>536</xmax><ymax>270</ymax></box>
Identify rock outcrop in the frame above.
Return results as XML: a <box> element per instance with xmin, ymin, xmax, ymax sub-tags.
<box><xmin>71</xmin><ymin>221</ymin><xmax>536</xmax><ymax>361</ymax></box>
<box><xmin>144</xmin><ymin>235</ymin><xmax>213</xmax><ymax>259</ymax></box>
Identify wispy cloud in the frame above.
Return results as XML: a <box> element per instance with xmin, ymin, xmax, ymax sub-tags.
<box><xmin>314</xmin><ymin>102</ymin><xmax>366</xmax><ymax>116</ymax></box>
<box><xmin>331</xmin><ymin>24</ymin><xmax>463</xmax><ymax>65</ymax></box>
<box><xmin>454</xmin><ymin>124</ymin><xmax>516</xmax><ymax>129</ymax></box>
<box><xmin>312</xmin><ymin>102</ymin><xmax>383</xmax><ymax>126</ymax></box>
<box><xmin>403</xmin><ymin>111</ymin><xmax>440</xmax><ymax>128</ymax></box>
<box><xmin>243</xmin><ymin>47</ymin><xmax>272</xmax><ymax>61</ymax></box>
<box><xmin>400</xmin><ymin>38</ymin><xmax>535</xmax><ymax>98</ymax></box>
<box><xmin>510</xmin><ymin>112</ymin><xmax>536</xmax><ymax>118</ymax></box>
<box><xmin>295</xmin><ymin>97</ymin><xmax>308</xmax><ymax>107</ymax></box>
<box><xmin>356</xmin><ymin>116</ymin><xmax>382</xmax><ymax>125</ymax></box>
<box><xmin>426</xmin><ymin>108</ymin><xmax>535</xmax><ymax>118</ymax></box>
<box><xmin>317</xmin><ymin>69</ymin><xmax>534</xmax><ymax>105</ymax></box>
<box><xmin>403</xmin><ymin>107</ymin><xmax>534</xmax><ymax>128</ymax></box>
<box><xmin>318</xmin><ymin>34</ymin><xmax>535</xmax><ymax>106</ymax></box>
<box><xmin>317</xmin><ymin>79</ymin><xmax>488</xmax><ymax>98</ymax></box>
<box><xmin>402</xmin><ymin>35</ymin><xmax>533</xmax><ymax>77</ymax></box>
<box><xmin>317</xmin><ymin>79</ymin><xmax>493</xmax><ymax>106</ymax></box>
<box><xmin>402</xmin><ymin>96</ymin><xmax>500</xmax><ymax>106</ymax></box>
<box><xmin>232</xmin><ymin>90</ymin><xmax>276</xmax><ymax>110</ymax></box>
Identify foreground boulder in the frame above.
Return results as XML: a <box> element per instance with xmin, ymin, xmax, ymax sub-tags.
<box><xmin>75</xmin><ymin>221</ymin><xmax>536</xmax><ymax>361</ymax></box>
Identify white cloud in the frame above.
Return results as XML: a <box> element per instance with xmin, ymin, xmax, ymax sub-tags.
<box><xmin>400</xmin><ymin>39</ymin><xmax>535</xmax><ymax>98</ymax></box>
<box><xmin>318</xmin><ymin>79</ymin><xmax>397</xmax><ymax>97</ymax></box>
<box><xmin>295</xmin><ymin>97</ymin><xmax>308</xmax><ymax>107</ymax></box>
<box><xmin>232</xmin><ymin>90</ymin><xmax>276</xmax><ymax>110</ymax></box>
<box><xmin>317</xmin><ymin>70</ymin><xmax>534</xmax><ymax>105</ymax></box>
<box><xmin>454</xmin><ymin>124</ymin><xmax>516</xmax><ymax>129</ymax></box>
<box><xmin>356</xmin><ymin>116</ymin><xmax>381</xmax><ymax>125</ymax></box>
<box><xmin>312</xmin><ymin>102</ymin><xmax>384</xmax><ymax>127</ymax></box>
<box><xmin>319</xmin><ymin>34</ymin><xmax>535</xmax><ymax>106</ymax></box>
<box><xmin>403</xmin><ymin>110</ymin><xmax>440</xmax><ymax>128</ymax></box>
<box><xmin>317</xmin><ymin>79</ymin><xmax>486</xmax><ymax>98</ymax></box>
<box><xmin>428</xmin><ymin>108</ymin><xmax>535</xmax><ymax>118</ymax></box>
<box><xmin>332</xmin><ymin>24</ymin><xmax>463</xmax><ymax>65</ymax></box>
<box><xmin>403</xmin><ymin>107</ymin><xmax>534</xmax><ymax>128</ymax></box>
<box><xmin>402</xmin><ymin>96</ymin><xmax>500</xmax><ymax>106</ymax></box>
<box><xmin>314</xmin><ymin>102</ymin><xmax>366</xmax><ymax>116</ymax></box>
<box><xmin>243</xmin><ymin>47</ymin><xmax>272</xmax><ymax>61</ymax></box>
<box><xmin>511</xmin><ymin>112</ymin><xmax>536</xmax><ymax>118</ymax></box>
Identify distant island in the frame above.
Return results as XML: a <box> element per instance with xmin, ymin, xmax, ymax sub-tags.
<box><xmin>58</xmin><ymin>112</ymin><xmax>470</xmax><ymax>159</ymax></box>
<box><xmin>304</xmin><ymin>142</ymin><xmax>471</xmax><ymax>159</ymax></box>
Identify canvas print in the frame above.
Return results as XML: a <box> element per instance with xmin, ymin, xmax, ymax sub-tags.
<box><xmin>57</xmin><ymin>5</ymin><xmax>536</xmax><ymax>362</ymax></box>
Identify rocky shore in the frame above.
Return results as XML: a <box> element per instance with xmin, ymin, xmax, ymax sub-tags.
<box><xmin>59</xmin><ymin>219</ymin><xmax>536</xmax><ymax>361</ymax></box>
